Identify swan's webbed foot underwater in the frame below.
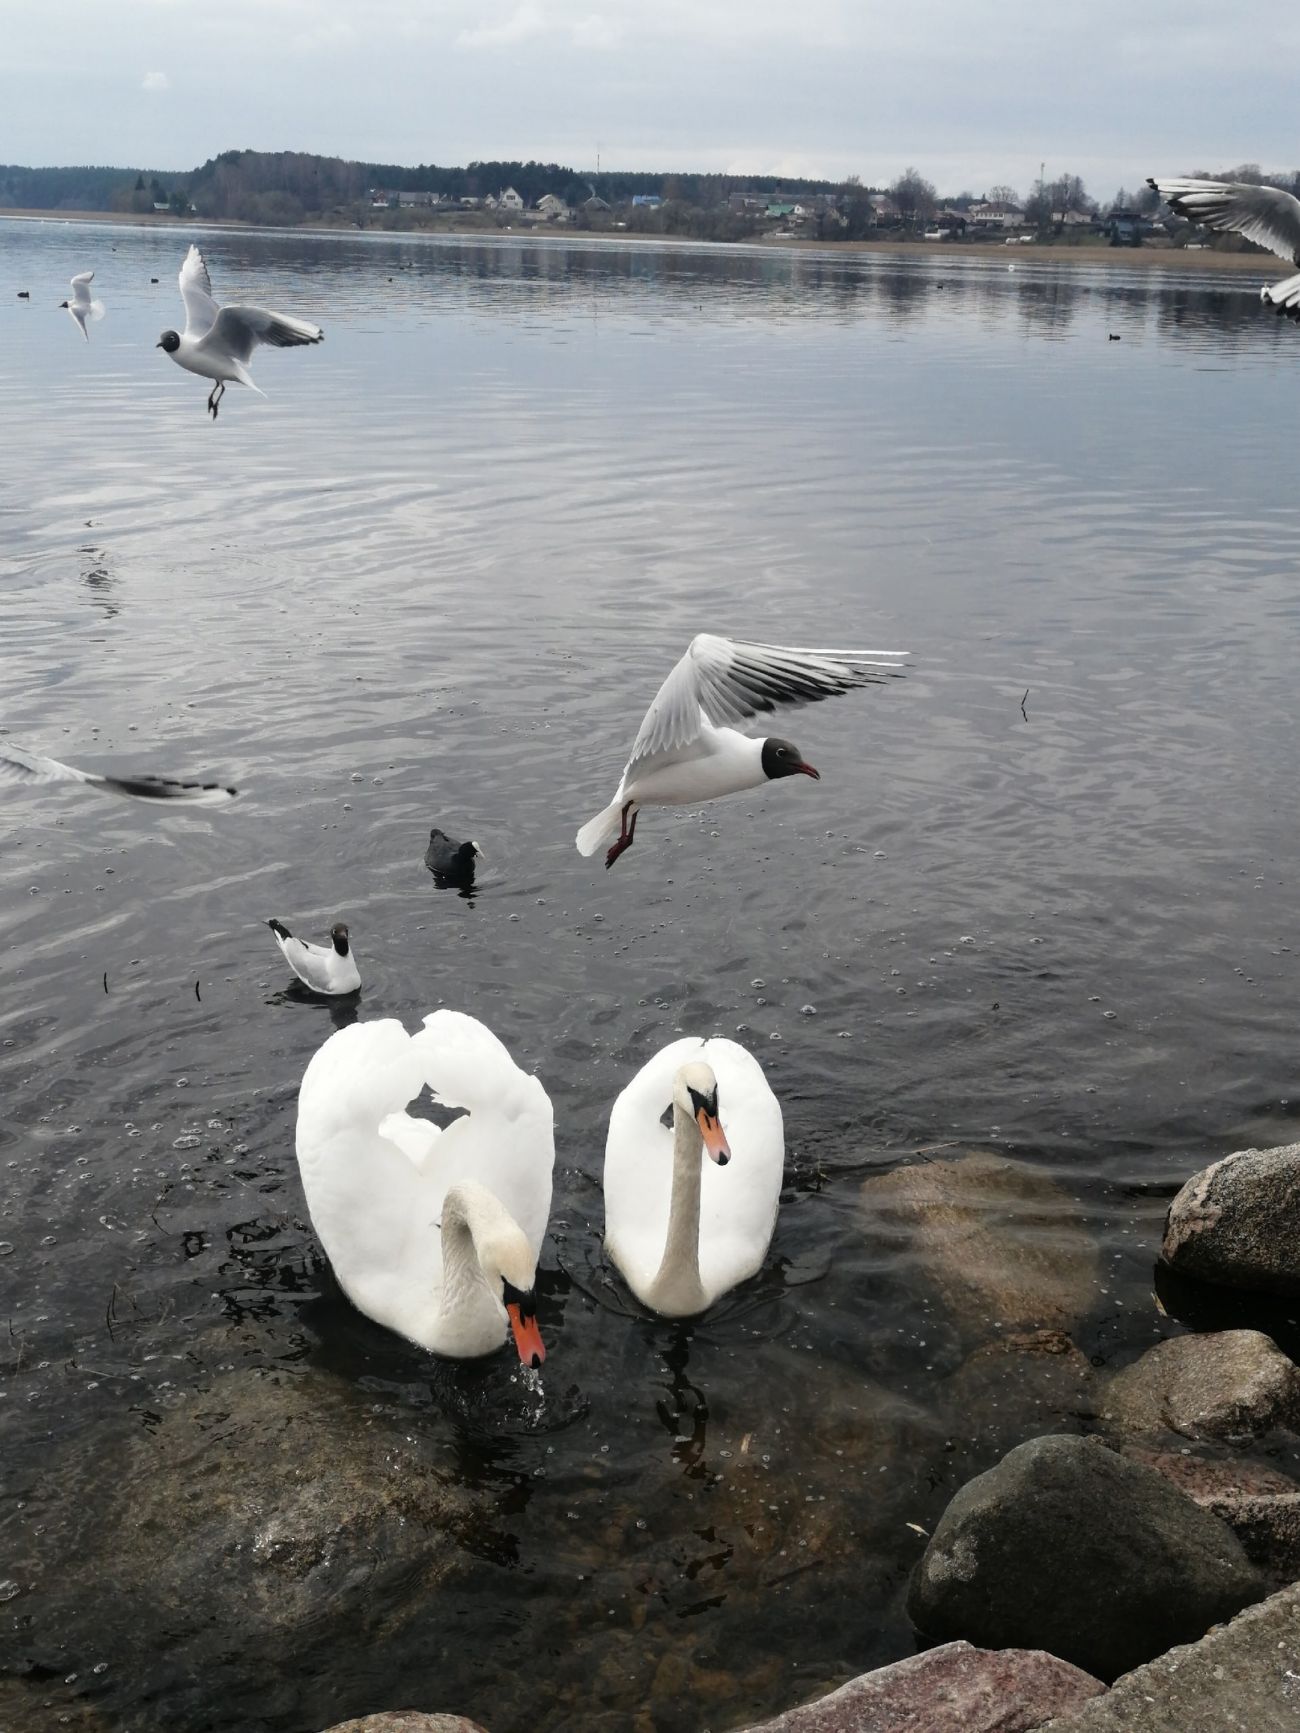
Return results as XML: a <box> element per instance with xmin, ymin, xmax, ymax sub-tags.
<box><xmin>604</xmin><ymin>803</ymin><xmax>638</xmax><ymax>870</ymax></box>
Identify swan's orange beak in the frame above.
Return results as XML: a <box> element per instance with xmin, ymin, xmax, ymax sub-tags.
<box><xmin>507</xmin><ymin>1302</ymin><xmax>546</xmax><ymax>1368</ymax></box>
<box><xmin>697</xmin><ymin>1106</ymin><xmax>731</xmax><ymax>1166</ymax></box>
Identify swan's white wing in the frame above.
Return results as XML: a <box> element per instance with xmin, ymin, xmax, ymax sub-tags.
<box><xmin>199</xmin><ymin>305</ymin><xmax>324</xmax><ymax>365</ymax></box>
<box><xmin>697</xmin><ymin>1038</ymin><xmax>785</xmax><ymax>1294</ymax></box>
<box><xmin>295</xmin><ymin>1020</ymin><xmax>448</xmax><ymax>1330</ymax></box>
<box><xmin>179</xmin><ymin>244</ymin><xmax>219</xmax><ymax>336</ymax></box>
<box><xmin>409</xmin><ymin>1010</ymin><xmax>555</xmax><ymax>1256</ymax></box>
<box><xmin>624</xmin><ymin>634</ymin><xmax>906</xmax><ymax>777</ymax></box>
<box><xmin>1148</xmin><ymin>177</ymin><xmax>1300</xmax><ymax>264</ymax></box>
<box><xmin>0</xmin><ymin>739</ymin><xmax>237</xmax><ymax>803</ymax></box>
<box><xmin>69</xmin><ymin>271</ymin><xmax>94</xmax><ymax>307</ymax></box>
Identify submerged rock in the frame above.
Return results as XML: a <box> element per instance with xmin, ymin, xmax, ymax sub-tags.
<box><xmin>730</xmin><ymin>1640</ymin><xmax>1104</xmax><ymax>1731</ymax></box>
<box><xmin>907</xmin><ymin>1433</ymin><xmax>1265</xmax><ymax>1681</ymax></box>
<box><xmin>0</xmin><ymin>1678</ymin><xmax>112</xmax><ymax>1731</ymax></box>
<box><xmin>943</xmin><ymin>1329</ymin><xmax>1095</xmax><ymax>1460</ymax></box>
<box><xmin>1162</xmin><ymin>1143</ymin><xmax>1300</xmax><ymax>1296</ymax></box>
<box><xmin>2</xmin><ymin>1366</ymin><xmax>478</xmax><ymax>1724</ymax></box>
<box><xmin>321</xmin><ymin>1717</ymin><xmax>489</xmax><ymax>1732</ymax></box>
<box><xmin>858</xmin><ymin>1152</ymin><xmax>1099</xmax><ymax>1343</ymax></box>
<box><xmin>1102</xmin><ymin>1329</ymin><xmax>1300</xmax><ymax>1443</ymax></box>
<box><xmin>1035</xmin><ymin>1582</ymin><xmax>1300</xmax><ymax>1731</ymax></box>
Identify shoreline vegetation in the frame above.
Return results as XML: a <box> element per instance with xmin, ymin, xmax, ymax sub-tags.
<box><xmin>0</xmin><ymin>205</ymin><xmax>1279</xmax><ymax>273</ymax></box>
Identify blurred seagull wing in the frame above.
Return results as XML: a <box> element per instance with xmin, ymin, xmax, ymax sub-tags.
<box><xmin>179</xmin><ymin>243</ymin><xmax>219</xmax><ymax>336</ymax></box>
<box><xmin>0</xmin><ymin>740</ymin><xmax>236</xmax><ymax>803</ymax></box>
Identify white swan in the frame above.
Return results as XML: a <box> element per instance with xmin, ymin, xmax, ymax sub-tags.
<box><xmin>294</xmin><ymin>1010</ymin><xmax>554</xmax><ymax>1363</ymax></box>
<box><xmin>603</xmin><ymin>1037</ymin><xmax>784</xmax><ymax>1316</ymax></box>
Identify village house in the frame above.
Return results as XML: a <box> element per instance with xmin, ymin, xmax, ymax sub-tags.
<box><xmin>496</xmin><ymin>186</ymin><xmax>524</xmax><ymax>212</ymax></box>
<box><xmin>536</xmin><ymin>193</ymin><xmax>569</xmax><ymax>220</ymax></box>
<box><xmin>631</xmin><ymin>194</ymin><xmax>662</xmax><ymax>209</ymax></box>
<box><xmin>967</xmin><ymin>200</ymin><xmax>1024</xmax><ymax>230</ymax></box>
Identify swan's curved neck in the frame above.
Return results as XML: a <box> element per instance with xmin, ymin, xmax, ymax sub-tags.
<box><xmin>436</xmin><ymin>1186</ymin><xmax>503</xmax><ymax>1346</ymax></box>
<box><xmin>648</xmin><ymin>1102</ymin><xmax>707</xmax><ymax>1314</ymax></box>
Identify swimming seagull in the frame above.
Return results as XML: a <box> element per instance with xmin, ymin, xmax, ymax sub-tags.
<box><xmin>575</xmin><ymin>634</ymin><xmax>906</xmax><ymax>869</ymax></box>
<box><xmin>1148</xmin><ymin>177</ymin><xmax>1300</xmax><ymax>319</ymax></box>
<box><xmin>267</xmin><ymin>919</ymin><xmax>361</xmax><ymax>995</ymax></box>
<box><xmin>60</xmin><ymin>271</ymin><xmax>103</xmax><ymax>340</ymax></box>
<box><xmin>157</xmin><ymin>244</ymin><xmax>324</xmax><ymax>418</ymax></box>
<box><xmin>0</xmin><ymin>740</ymin><xmax>236</xmax><ymax>803</ymax></box>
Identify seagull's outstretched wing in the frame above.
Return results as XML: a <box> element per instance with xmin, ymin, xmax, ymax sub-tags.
<box><xmin>69</xmin><ymin>271</ymin><xmax>94</xmax><ymax>308</ymax></box>
<box><xmin>201</xmin><ymin>305</ymin><xmax>324</xmax><ymax>365</ymax></box>
<box><xmin>179</xmin><ymin>244</ymin><xmax>219</xmax><ymax>336</ymax></box>
<box><xmin>1148</xmin><ymin>177</ymin><xmax>1300</xmax><ymax>264</ymax></box>
<box><xmin>624</xmin><ymin>634</ymin><xmax>906</xmax><ymax>775</ymax></box>
<box><xmin>0</xmin><ymin>740</ymin><xmax>237</xmax><ymax>803</ymax></box>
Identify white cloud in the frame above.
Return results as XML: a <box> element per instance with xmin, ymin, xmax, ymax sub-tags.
<box><xmin>141</xmin><ymin>69</ymin><xmax>169</xmax><ymax>91</ymax></box>
<box><xmin>569</xmin><ymin>14</ymin><xmax>621</xmax><ymax>50</ymax></box>
<box><xmin>456</xmin><ymin>4</ymin><xmax>544</xmax><ymax>50</ymax></box>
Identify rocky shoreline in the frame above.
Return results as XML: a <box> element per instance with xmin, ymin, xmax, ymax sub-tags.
<box><xmin>9</xmin><ymin>1143</ymin><xmax>1300</xmax><ymax>1731</ymax></box>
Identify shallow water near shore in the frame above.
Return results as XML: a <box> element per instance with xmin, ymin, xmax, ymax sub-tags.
<box><xmin>4</xmin><ymin>221</ymin><xmax>1300</xmax><ymax>1731</ymax></box>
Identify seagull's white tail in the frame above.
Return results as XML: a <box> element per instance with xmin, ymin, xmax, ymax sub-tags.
<box><xmin>576</xmin><ymin>801</ymin><xmax>625</xmax><ymax>857</ymax></box>
<box><xmin>1263</xmin><ymin>272</ymin><xmax>1300</xmax><ymax>319</ymax></box>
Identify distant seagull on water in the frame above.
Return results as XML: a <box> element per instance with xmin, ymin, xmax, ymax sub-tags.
<box><xmin>268</xmin><ymin>920</ymin><xmax>361</xmax><ymax>995</ymax></box>
<box><xmin>158</xmin><ymin>244</ymin><xmax>323</xmax><ymax>418</ymax></box>
<box><xmin>0</xmin><ymin>740</ymin><xmax>236</xmax><ymax>803</ymax></box>
<box><xmin>60</xmin><ymin>271</ymin><xmax>103</xmax><ymax>340</ymax></box>
<box><xmin>575</xmin><ymin>634</ymin><xmax>906</xmax><ymax>869</ymax></box>
<box><xmin>1148</xmin><ymin>177</ymin><xmax>1300</xmax><ymax>319</ymax></box>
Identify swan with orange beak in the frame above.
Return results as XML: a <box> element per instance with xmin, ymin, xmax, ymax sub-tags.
<box><xmin>603</xmin><ymin>1041</ymin><xmax>784</xmax><ymax>1317</ymax></box>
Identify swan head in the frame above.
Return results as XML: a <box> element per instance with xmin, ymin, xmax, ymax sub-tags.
<box><xmin>444</xmin><ymin>1181</ymin><xmax>546</xmax><ymax>1367</ymax></box>
<box><xmin>673</xmin><ymin>1061</ymin><xmax>731</xmax><ymax>1166</ymax></box>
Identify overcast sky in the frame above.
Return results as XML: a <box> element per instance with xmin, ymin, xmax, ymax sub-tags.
<box><xmin>3</xmin><ymin>0</ymin><xmax>1298</xmax><ymax>200</ymax></box>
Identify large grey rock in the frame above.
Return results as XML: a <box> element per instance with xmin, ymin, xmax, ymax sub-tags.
<box><xmin>1102</xmin><ymin>1330</ymin><xmax>1300</xmax><ymax>1442</ymax></box>
<box><xmin>1162</xmin><ymin>1143</ymin><xmax>1300</xmax><ymax>1295</ymax></box>
<box><xmin>1034</xmin><ymin>1582</ymin><xmax>1300</xmax><ymax>1731</ymax></box>
<box><xmin>858</xmin><ymin>1153</ymin><xmax>1100</xmax><ymax>1343</ymax></box>
<box><xmin>321</xmin><ymin>1718</ymin><xmax>488</xmax><ymax>1732</ymax></box>
<box><xmin>907</xmin><ymin>1434</ymin><xmax>1265</xmax><ymax>1681</ymax></box>
<box><xmin>0</xmin><ymin>1678</ymin><xmax>112</xmax><ymax>1732</ymax></box>
<box><xmin>732</xmin><ymin>1640</ymin><xmax>1104</xmax><ymax>1731</ymax></box>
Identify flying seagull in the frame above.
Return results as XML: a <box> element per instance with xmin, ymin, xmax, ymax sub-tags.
<box><xmin>0</xmin><ymin>740</ymin><xmax>236</xmax><ymax>803</ymax></box>
<box><xmin>267</xmin><ymin>919</ymin><xmax>361</xmax><ymax>995</ymax></box>
<box><xmin>575</xmin><ymin>634</ymin><xmax>906</xmax><ymax>869</ymax></box>
<box><xmin>60</xmin><ymin>271</ymin><xmax>103</xmax><ymax>340</ymax></box>
<box><xmin>1148</xmin><ymin>177</ymin><xmax>1300</xmax><ymax>319</ymax></box>
<box><xmin>157</xmin><ymin>244</ymin><xmax>324</xmax><ymax>418</ymax></box>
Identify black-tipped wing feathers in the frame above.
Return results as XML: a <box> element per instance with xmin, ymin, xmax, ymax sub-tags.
<box><xmin>201</xmin><ymin>306</ymin><xmax>324</xmax><ymax>366</ymax></box>
<box><xmin>625</xmin><ymin>634</ymin><xmax>906</xmax><ymax>773</ymax></box>
<box><xmin>1148</xmin><ymin>177</ymin><xmax>1300</xmax><ymax>264</ymax></box>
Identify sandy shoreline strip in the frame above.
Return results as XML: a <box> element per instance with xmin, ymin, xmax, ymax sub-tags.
<box><xmin>0</xmin><ymin>206</ymin><xmax>1278</xmax><ymax>273</ymax></box>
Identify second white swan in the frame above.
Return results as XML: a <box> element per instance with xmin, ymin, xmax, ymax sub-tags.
<box><xmin>603</xmin><ymin>1036</ymin><xmax>784</xmax><ymax>1316</ymax></box>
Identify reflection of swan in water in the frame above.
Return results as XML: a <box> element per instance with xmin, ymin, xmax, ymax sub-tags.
<box><xmin>604</xmin><ymin>1037</ymin><xmax>784</xmax><ymax>1317</ymax></box>
<box><xmin>295</xmin><ymin>1011</ymin><xmax>554</xmax><ymax>1363</ymax></box>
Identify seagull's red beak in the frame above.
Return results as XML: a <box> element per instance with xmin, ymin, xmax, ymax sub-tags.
<box><xmin>507</xmin><ymin>1302</ymin><xmax>546</xmax><ymax>1368</ymax></box>
<box><xmin>696</xmin><ymin>1106</ymin><xmax>732</xmax><ymax>1166</ymax></box>
<box><xmin>796</xmin><ymin>761</ymin><xmax>820</xmax><ymax>779</ymax></box>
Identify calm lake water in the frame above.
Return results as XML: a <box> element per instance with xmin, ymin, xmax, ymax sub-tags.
<box><xmin>3</xmin><ymin>220</ymin><xmax>1300</xmax><ymax>1732</ymax></box>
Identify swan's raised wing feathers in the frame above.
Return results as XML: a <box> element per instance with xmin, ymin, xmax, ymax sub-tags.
<box><xmin>179</xmin><ymin>243</ymin><xmax>218</xmax><ymax>335</ymax></box>
<box><xmin>1148</xmin><ymin>177</ymin><xmax>1300</xmax><ymax>264</ymax></box>
<box><xmin>626</xmin><ymin>634</ymin><xmax>906</xmax><ymax>773</ymax></box>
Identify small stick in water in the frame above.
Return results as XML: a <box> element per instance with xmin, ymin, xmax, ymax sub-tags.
<box><xmin>195</xmin><ymin>980</ymin><xmax>201</xmax><ymax>1002</ymax></box>
<box><xmin>1020</xmin><ymin>688</ymin><xmax>1030</xmax><ymax>720</ymax></box>
<box><xmin>103</xmin><ymin>970</ymin><xmax>108</xmax><ymax>994</ymax></box>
